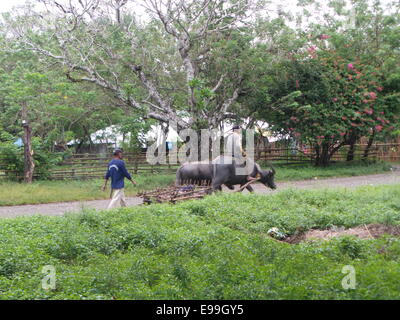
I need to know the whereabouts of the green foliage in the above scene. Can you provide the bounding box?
[252,0,400,165]
[119,117,154,153]
[0,184,399,299]
[0,0,398,170]
[0,136,63,180]
[30,138,65,179]
[0,130,23,178]
[0,50,138,153]
[263,47,399,140]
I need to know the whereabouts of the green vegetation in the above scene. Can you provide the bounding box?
[259,32,400,166]
[0,184,399,299]
[0,161,393,206]
[0,0,398,301]
[1,0,399,176]
[271,160,393,182]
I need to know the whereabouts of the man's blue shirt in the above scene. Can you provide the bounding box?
[105,159,132,189]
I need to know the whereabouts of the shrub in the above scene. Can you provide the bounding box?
[0,135,64,181]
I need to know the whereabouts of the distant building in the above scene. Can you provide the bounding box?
[67,124,182,154]
[14,138,23,147]
[67,121,280,154]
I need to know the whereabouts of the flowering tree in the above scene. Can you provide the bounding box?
[263,38,399,166]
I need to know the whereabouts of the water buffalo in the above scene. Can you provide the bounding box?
[211,156,277,192]
[176,156,276,192]
[175,161,235,190]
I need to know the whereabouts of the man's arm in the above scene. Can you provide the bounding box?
[102,178,108,192]
[120,161,137,185]
[102,167,111,191]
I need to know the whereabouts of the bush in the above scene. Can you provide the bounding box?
[0,134,64,180]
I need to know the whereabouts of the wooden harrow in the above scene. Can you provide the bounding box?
[138,180,213,205]
[138,177,262,205]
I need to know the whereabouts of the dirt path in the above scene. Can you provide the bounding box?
[251,167,400,193]
[1,169,399,218]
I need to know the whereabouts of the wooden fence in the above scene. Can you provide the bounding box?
[0,142,399,181]
[254,144,382,163]
[48,152,181,180]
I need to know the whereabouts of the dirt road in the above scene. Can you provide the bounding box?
[1,169,399,218]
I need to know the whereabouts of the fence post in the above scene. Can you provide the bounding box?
[134,156,138,174]
[167,156,171,171]
[286,148,289,164]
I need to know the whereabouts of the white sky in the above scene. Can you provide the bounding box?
[0,0,394,22]
[0,0,295,14]
[0,0,26,12]
[0,0,313,14]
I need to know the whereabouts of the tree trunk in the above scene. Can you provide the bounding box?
[346,135,357,161]
[363,130,376,160]
[76,139,84,153]
[315,143,330,167]
[21,104,35,183]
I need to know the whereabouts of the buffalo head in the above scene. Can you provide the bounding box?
[259,167,277,189]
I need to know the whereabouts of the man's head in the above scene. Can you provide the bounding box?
[113,149,123,159]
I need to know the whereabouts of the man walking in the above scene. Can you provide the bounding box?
[102,149,137,209]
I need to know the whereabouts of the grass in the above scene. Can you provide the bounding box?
[0,160,393,206]
[0,174,174,206]
[265,160,393,181]
[0,184,399,299]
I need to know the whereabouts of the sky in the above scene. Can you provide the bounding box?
[0,0,314,14]
[0,0,394,21]
[0,0,26,12]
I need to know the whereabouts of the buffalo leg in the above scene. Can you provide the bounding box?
[246,185,255,192]
[238,184,254,193]
[212,178,225,192]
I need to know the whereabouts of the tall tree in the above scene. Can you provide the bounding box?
[2,0,262,131]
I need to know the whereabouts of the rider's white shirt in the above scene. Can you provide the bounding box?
[224,132,242,157]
